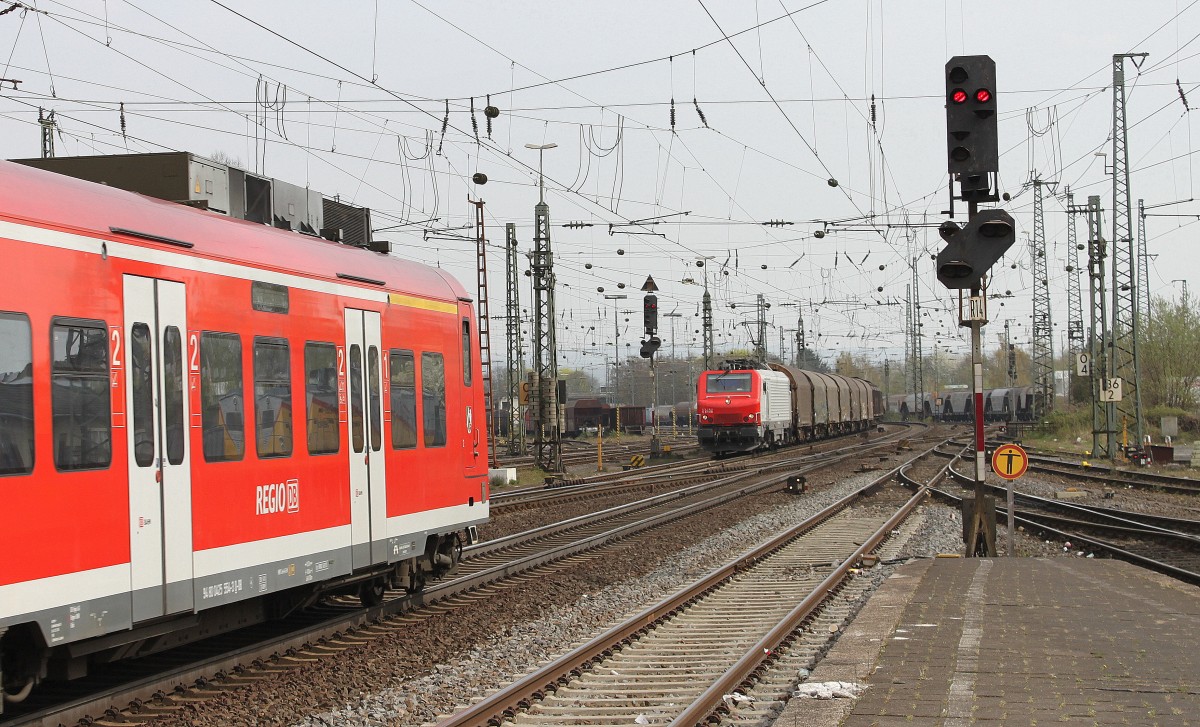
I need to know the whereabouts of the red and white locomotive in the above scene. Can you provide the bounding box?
[0,160,488,703]
[697,359,882,455]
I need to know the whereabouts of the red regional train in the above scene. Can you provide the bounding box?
[0,160,488,704]
[697,360,882,455]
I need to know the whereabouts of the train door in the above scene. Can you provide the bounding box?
[123,275,192,622]
[344,309,387,568]
[457,304,486,485]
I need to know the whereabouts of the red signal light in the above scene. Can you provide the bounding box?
[951,89,968,104]
[975,88,992,103]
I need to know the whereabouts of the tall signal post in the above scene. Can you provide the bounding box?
[526,142,561,473]
[504,223,525,456]
[936,56,1015,557]
[639,278,662,454]
[1111,53,1148,454]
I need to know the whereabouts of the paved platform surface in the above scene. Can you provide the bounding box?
[775,557,1200,726]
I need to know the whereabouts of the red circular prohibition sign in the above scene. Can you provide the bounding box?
[991,444,1029,480]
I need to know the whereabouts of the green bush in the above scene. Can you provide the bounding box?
[1037,408,1091,439]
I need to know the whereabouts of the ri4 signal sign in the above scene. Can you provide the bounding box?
[990,443,1028,480]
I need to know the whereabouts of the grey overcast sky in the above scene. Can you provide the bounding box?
[1,1,1197,379]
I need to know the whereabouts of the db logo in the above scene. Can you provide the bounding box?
[256,479,300,515]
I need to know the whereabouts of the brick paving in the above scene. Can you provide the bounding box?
[838,558,1200,726]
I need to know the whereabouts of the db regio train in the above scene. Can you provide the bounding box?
[0,158,488,707]
[696,360,883,456]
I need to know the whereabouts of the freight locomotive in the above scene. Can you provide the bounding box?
[0,160,488,705]
[696,360,882,455]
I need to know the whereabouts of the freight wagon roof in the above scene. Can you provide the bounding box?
[0,160,469,303]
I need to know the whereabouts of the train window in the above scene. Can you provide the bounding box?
[253,337,293,458]
[349,344,364,453]
[162,326,185,465]
[130,323,155,467]
[304,342,339,455]
[0,312,33,476]
[389,349,416,449]
[51,319,111,470]
[251,281,289,314]
[367,346,382,452]
[421,352,446,447]
[200,332,244,462]
[461,319,472,387]
[705,372,752,393]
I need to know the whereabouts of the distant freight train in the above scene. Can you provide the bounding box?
[888,387,1035,422]
[696,360,882,455]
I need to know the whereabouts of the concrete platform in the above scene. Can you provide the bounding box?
[775,557,1200,726]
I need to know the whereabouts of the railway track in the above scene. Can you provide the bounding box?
[433,449,939,726]
[2,426,932,727]
[494,437,700,471]
[962,439,1200,495]
[924,449,1200,584]
[493,424,912,513]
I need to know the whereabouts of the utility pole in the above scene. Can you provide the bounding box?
[1086,195,1116,460]
[470,199,497,467]
[1065,188,1085,403]
[1030,177,1054,420]
[526,142,561,473]
[504,223,525,456]
[1111,53,1148,454]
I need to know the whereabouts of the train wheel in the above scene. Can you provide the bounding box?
[358,578,387,607]
[406,569,427,594]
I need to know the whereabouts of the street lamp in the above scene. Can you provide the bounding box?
[524,142,557,204]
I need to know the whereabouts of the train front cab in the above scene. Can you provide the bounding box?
[697,369,763,454]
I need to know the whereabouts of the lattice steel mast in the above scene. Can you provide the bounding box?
[1111,53,1148,450]
[38,108,55,159]
[504,222,525,456]
[1030,177,1054,419]
[1137,199,1151,343]
[795,308,805,367]
[754,293,767,362]
[1005,319,1017,390]
[1087,195,1116,459]
[529,149,561,472]
[701,283,714,371]
[1065,189,1085,397]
